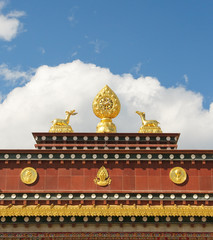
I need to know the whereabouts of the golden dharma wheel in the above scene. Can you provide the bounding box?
[93,85,121,119]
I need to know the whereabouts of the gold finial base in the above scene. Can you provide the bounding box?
[96,118,116,133]
[49,125,74,133]
[138,126,162,133]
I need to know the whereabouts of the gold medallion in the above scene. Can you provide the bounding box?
[94,166,111,187]
[169,167,187,184]
[20,167,38,185]
[93,85,121,133]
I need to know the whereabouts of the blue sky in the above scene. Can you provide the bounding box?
[0,0,213,149]
[1,1,213,105]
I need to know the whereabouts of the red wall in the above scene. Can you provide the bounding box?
[0,161,212,193]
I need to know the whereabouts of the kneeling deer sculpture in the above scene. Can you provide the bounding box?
[136,111,159,127]
[52,110,77,127]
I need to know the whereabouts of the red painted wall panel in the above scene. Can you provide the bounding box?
[0,161,212,193]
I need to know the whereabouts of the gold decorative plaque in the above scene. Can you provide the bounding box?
[49,110,77,133]
[20,167,37,185]
[94,166,111,187]
[136,111,162,133]
[169,167,187,184]
[93,85,120,133]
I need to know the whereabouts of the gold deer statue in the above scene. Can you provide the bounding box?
[136,111,162,133]
[49,110,77,133]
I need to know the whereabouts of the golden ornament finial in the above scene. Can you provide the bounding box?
[136,111,162,133]
[93,85,120,133]
[94,166,111,187]
[49,110,77,133]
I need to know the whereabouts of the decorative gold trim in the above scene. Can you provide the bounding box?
[94,166,111,187]
[20,167,37,185]
[169,167,187,184]
[0,204,212,217]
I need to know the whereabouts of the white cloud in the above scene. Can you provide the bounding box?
[6,10,25,18]
[38,47,45,54]
[183,74,189,83]
[0,64,34,84]
[90,39,105,54]
[67,6,78,25]
[0,60,213,149]
[0,1,25,41]
[71,51,78,58]
[2,44,16,51]
[0,0,5,11]
[132,62,142,75]
[68,15,74,22]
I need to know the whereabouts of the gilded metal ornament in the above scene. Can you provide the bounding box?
[94,166,111,187]
[0,204,212,217]
[136,111,162,133]
[93,85,120,133]
[20,167,37,185]
[49,110,77,133]
[169,167,187,184]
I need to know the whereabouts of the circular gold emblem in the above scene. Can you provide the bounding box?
[169,167,187,184]
[20,167,37,185]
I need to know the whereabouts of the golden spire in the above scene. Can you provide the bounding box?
[93,85,120,133]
